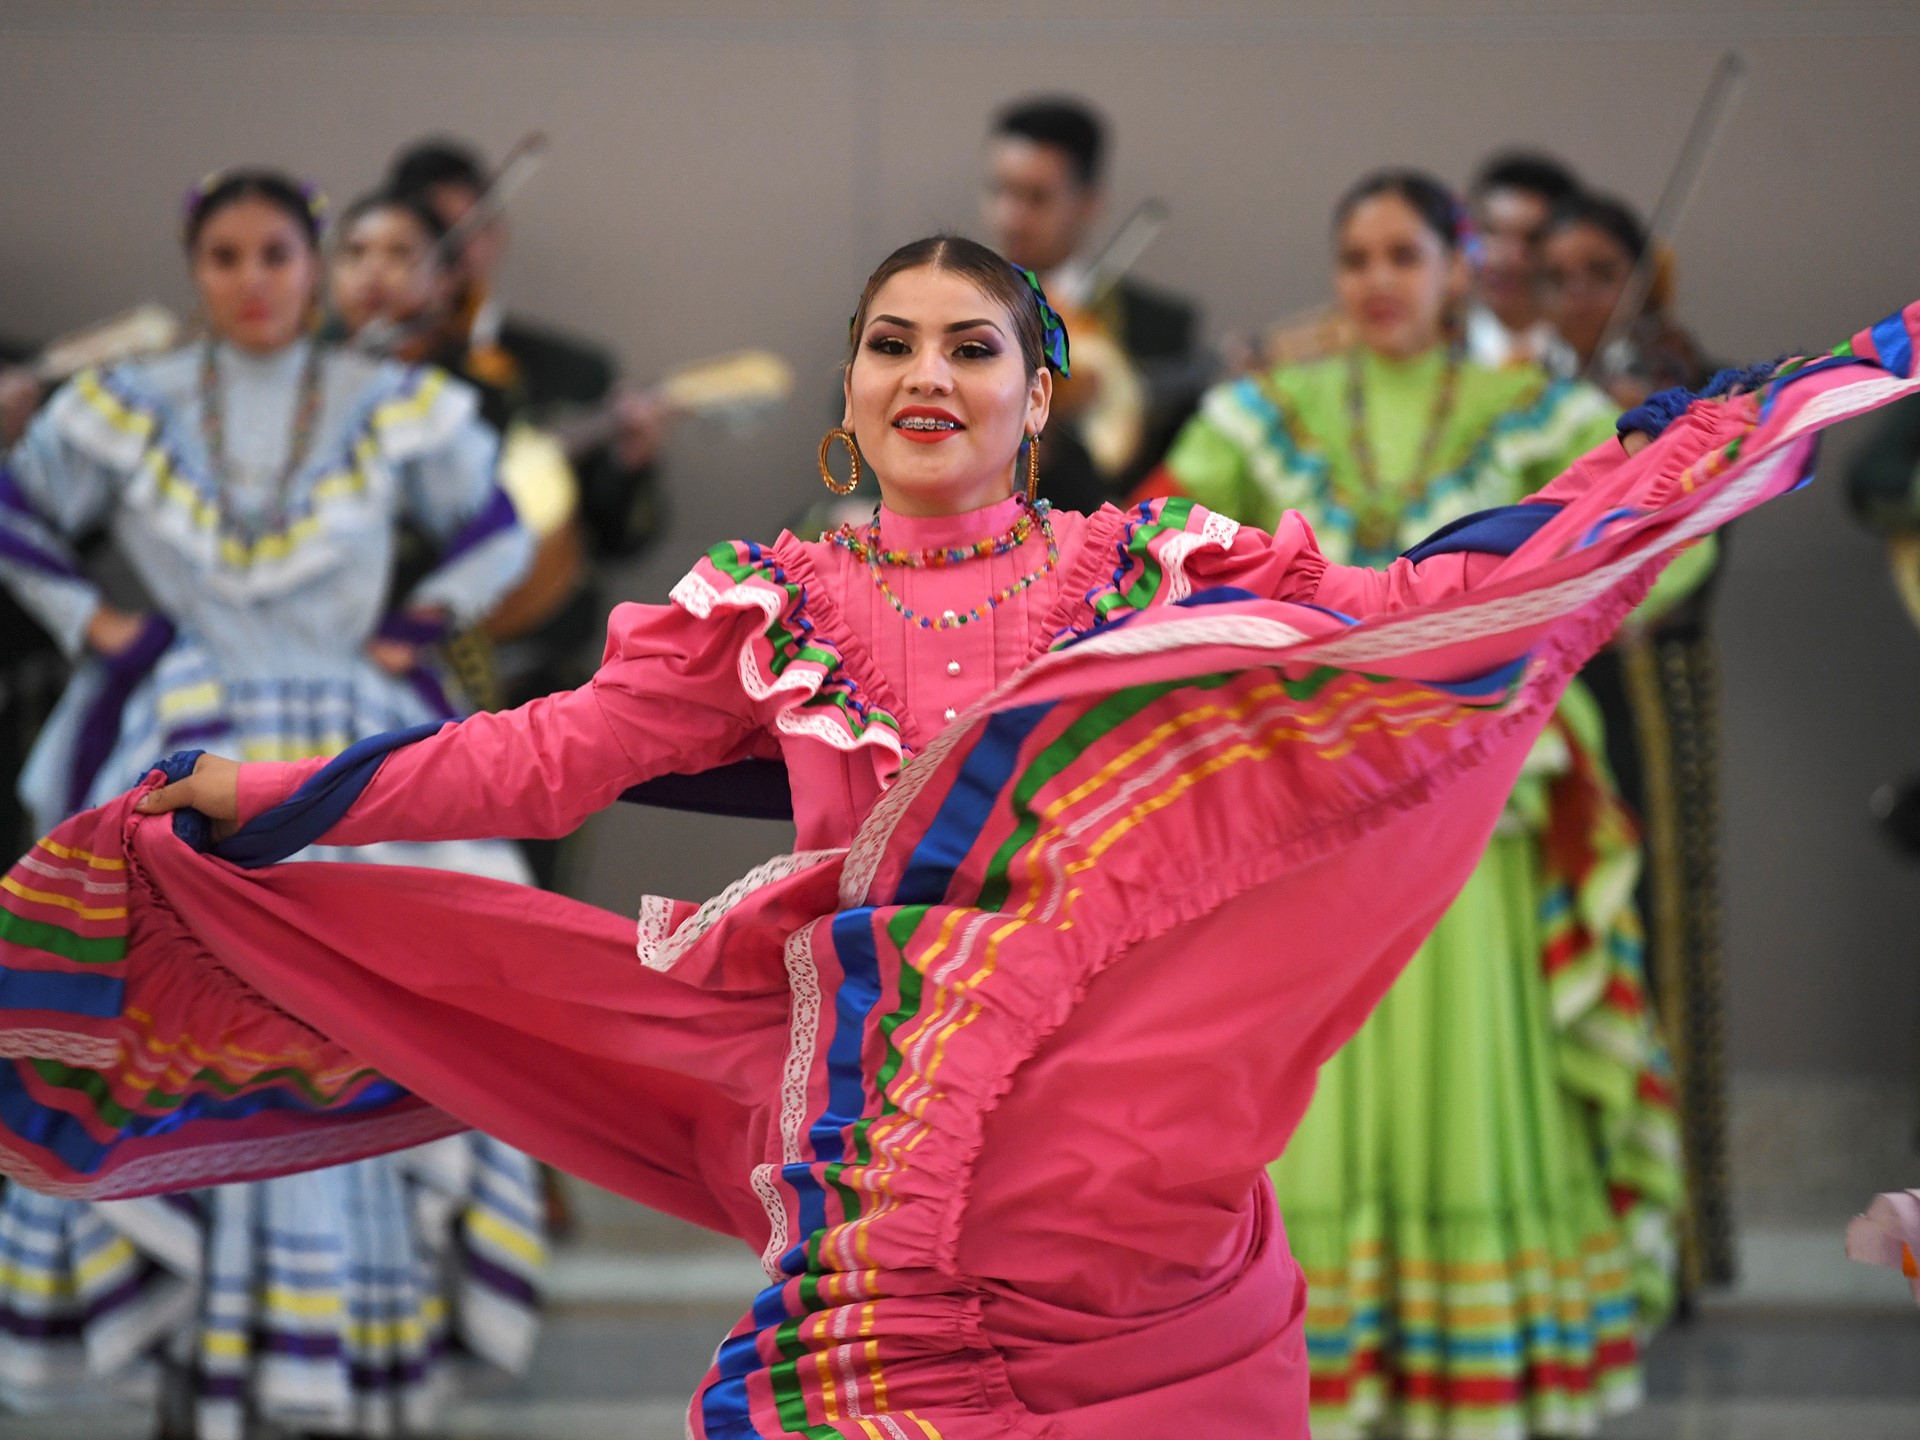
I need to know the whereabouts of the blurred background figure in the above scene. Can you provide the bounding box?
[1539,191,1715,406]
[326,187,463,356]
[1466,149,1583,368]
[1147,170,1673,1437]
[1538,186,1739,1295]
[387,137,671,889]
[1848,396,1920,859]
[0,169,544,1440]
[981,96,1204,510]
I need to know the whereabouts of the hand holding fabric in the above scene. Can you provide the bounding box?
[135,751,240,838]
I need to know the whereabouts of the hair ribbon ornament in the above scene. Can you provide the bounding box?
[1012,264,1072,376]
[181,170,331,235]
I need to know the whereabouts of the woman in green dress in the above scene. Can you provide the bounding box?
[1150,170,1681,1439]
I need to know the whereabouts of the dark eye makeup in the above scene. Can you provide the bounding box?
[863,333,1003,360]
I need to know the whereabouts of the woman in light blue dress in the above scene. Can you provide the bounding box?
[0,171,545,1438]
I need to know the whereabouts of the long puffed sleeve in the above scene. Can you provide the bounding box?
[236,596,767,844]
[1088,497,1500,627]
[0,373,129,658]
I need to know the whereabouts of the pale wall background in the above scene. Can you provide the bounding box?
[3,1,1918,1087]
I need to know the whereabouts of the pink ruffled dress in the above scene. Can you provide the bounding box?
[6,309,1918,1440]
[226,495,1518,1437]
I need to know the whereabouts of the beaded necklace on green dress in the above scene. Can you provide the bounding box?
[1340,344,1463,554]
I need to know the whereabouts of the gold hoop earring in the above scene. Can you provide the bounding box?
[818,427,861,496]
[1025,433,1041,503]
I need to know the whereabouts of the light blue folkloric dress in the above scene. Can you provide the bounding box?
[0,338,546,1438]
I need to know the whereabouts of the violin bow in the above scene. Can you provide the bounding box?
[1084,197,1172,310]
[1582,49,1750,386]
[354,131,551,357]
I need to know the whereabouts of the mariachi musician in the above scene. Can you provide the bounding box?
[377,140,669,885]
[981,97,1206,511]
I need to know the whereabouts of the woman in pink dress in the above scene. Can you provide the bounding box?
[3,237,1911,1439]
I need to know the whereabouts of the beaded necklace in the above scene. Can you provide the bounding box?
[832,499,1059,630]
[1342,344,1462,553]
[830,503,1037,568]
[198,338,325,548]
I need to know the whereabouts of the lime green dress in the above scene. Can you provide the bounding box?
[1162,349,1683,1440]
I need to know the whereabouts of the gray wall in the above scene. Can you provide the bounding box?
[4,0,1918,1079]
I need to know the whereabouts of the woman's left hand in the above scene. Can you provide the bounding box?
[133,752,240,838]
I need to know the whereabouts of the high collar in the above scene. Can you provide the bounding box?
[213,336,310,382]
[1356,344,1448,383]
[873,495,1026,550]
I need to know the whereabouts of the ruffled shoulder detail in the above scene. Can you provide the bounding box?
[349,357,480,462]
[1077,495,1325,630]
[41,355,179,475]
[1190,371,1329,497]
[1082,496,1244,624]
[669,537,907,776]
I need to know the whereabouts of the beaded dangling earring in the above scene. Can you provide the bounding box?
[1025,433,1041,504]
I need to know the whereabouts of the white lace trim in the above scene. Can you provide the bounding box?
[0,1105,459,1200]
[749,1162,790,1281]
[0,1031,121,1068]
[634,894,678,971]
[842,714,977,907]
[1154,509,1241,604]
[777,925,823,1169]
[1776,373,1920,445]
[639,849,843,974]
[744,922,828,1282]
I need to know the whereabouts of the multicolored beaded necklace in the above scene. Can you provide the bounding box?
[831,497,1059,631]
[198,338,325,547]
[830,502,1039,568]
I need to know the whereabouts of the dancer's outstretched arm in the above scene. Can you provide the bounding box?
[1309,427,1661,617]
[137,598,768,846]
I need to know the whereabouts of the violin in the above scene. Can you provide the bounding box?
[1046,198,1169,481]
[1581,51,1748,395]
